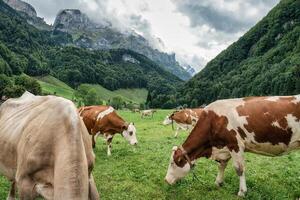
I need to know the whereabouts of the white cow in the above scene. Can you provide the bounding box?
[0,92,99,200]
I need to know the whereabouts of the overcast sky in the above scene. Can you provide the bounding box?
[24,0,279,72]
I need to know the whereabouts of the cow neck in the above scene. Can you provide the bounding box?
[181,111,212,161]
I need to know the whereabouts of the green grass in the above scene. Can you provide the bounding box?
[34,75,75,100]
[1,110,299,199]
[81,84,148,104]
[33,76,148,104]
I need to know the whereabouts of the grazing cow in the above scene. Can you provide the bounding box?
[131,108,140,113]
[79,105,138,156]
[163,109,204,137]
[141,109,156,118]
[0,92,99,200]
[165,95,300,197]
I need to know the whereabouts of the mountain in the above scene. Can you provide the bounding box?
[3,0,194,80]
[52,9,192,80]
[0,0,182,108]
[3,0,50,30]
[175,0,300,107]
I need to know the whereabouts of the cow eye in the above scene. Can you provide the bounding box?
[129,131,133,136]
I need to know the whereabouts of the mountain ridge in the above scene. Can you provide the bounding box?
[175,0,300,107]
[3,0,194,80]
[0,0,182,108]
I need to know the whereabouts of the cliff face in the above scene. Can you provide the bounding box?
[53,9,96,32]
[3,0,50,30]
[53,9,193,80]
[3,0,36,17]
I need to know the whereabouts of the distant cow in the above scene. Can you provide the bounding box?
[0,92,99,200]
[165,95,300,197]
[163,109,204,137]
[79,105,138,156]
[141,109,156,118]
[132,108,140,113]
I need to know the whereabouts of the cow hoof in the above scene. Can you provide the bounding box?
[215,181,223,187]
[237,191,246,198]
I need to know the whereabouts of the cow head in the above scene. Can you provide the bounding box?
[165,146,193,184]
[163,115,172,125]
[122,122,138,145]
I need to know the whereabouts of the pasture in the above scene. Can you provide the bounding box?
[1,110,300,199]
[34,75,148,104]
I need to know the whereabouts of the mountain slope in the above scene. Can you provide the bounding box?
[176,0,300,107]
[0,0,182,107]
[52,9,192,80]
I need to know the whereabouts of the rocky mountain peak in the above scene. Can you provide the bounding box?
[3,0,36,18]
[53,9,96,32]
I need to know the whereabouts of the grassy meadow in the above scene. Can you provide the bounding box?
[1,110,300,199]
[34,75,148,104]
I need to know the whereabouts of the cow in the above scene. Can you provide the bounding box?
[131,108,140,113]
[0,92,99,200]
[163,109,204,137]
[165,95,300,197]
[141,109,156,118]
[78,105,138,156]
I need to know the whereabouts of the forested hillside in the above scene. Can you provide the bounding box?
[176,0,300,107]
[0,0,182,108]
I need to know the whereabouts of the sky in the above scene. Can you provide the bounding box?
[24,0,279,72]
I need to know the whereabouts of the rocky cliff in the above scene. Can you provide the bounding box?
[3,0,50,30]
[53,9,193,80]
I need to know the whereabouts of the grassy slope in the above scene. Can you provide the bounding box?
[1,110,299,199]
[34,76,148,104]
[80,84,148,104]
[35,75,75,100]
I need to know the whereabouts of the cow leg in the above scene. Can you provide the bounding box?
[174,126,180,138]
[106,135,113,156]
[35,183,54,200]
[92,134,96,148]
[215,160,229,187]
[7,181,16,200]
[231,151,247,197]
[17,177,38,200]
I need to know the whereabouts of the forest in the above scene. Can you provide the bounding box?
[174,0,300,107]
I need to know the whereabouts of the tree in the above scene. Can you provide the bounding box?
[15,75,41,95]
[0,74,12,96]
[84,89,102,106]
[109,96,124,110]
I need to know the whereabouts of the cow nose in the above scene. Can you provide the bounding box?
[164,178,170,184]
[133,142,137,146]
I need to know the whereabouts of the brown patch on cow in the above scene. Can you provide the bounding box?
[237,127,247,140]
[237,96,300,145]
[170,108,204,125]
[175,110,239,167]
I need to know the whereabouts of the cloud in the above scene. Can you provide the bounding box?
[172,0,279,33]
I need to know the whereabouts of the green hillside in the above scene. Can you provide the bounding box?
[176,0,300,107]
[34,75,148,104]
[35,75,75,100]
[79,84,147,104]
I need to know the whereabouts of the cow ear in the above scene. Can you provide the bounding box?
[172,146,178,151]
[131,122,135,125]
[122,125,127,130]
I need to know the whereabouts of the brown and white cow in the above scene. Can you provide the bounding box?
[165,95,300,197]
[163,109,204,137]
[0,92,99,200]
[79,105,138,156]
[141,109,156,118]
